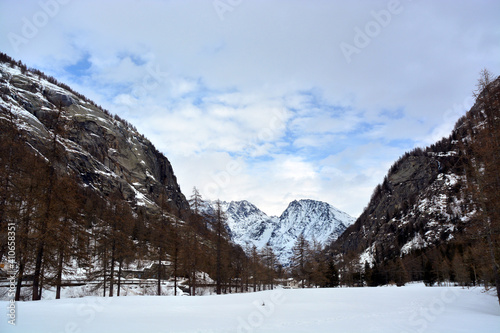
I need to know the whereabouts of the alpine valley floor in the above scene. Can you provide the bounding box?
[1,283,498,333]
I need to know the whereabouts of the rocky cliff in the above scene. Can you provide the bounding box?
[0,58,189,216]
[329,75,500,278]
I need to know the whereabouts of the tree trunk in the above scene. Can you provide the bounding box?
[38,264,45,300]
[117,260,122,297]
[173,244,178,296]
[157,249,162,296]
[103,250,107,298]
[32,243,44,300]
[55,244,64,299]
[15,262,24,302]
[109,241,116,297]
[485,219,500,306]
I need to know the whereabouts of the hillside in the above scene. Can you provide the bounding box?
[0,57,189,216]
[0,54,267,300]
[329,73,500,292]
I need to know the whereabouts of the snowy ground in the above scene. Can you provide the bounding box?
[1,283,498,333]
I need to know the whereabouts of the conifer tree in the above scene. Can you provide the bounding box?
[212,200,228,295]
[291,234,310,288]
[463,69,500,305]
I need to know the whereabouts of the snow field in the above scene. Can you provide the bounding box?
[1,283,498,333]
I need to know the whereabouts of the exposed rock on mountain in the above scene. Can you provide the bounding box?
[203,199,355,265]
[0,60,189,215]
[329,74,500,288]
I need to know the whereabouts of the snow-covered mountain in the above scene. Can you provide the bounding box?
[221,200,279,249]
[202,199,355,265]
[0,59,189,215]
[330,75,500,280]
[270,199,355,263]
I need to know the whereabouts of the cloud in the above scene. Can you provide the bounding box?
[1,0,499,216]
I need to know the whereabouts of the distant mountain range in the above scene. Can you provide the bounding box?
[202,199,355,265]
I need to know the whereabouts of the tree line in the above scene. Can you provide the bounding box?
[322,70,500,305]
[0,102,283,300]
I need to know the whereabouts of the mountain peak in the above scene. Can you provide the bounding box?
[204,198,355,265]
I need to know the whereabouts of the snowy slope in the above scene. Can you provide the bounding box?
[222,200,279,249]
[270,199,355,263]
[2,284,498,333]
[203,199,355,265]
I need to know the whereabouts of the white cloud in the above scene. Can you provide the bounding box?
[1,0,499,217]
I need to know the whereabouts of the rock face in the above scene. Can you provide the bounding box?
[0,61,189,215]
[330,76,500,267]
[331,146,466,265]
[203,199,355,265]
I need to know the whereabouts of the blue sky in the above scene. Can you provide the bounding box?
[1,0,499,216]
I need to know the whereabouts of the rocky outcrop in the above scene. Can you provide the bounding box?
[330,77,500,266]
[0,61,189,216]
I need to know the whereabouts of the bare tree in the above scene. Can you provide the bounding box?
[212,200,228,295]
[463,69,500,305]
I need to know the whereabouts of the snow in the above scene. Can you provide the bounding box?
[205,199,355,265]
[1,284,498,333]
[146,170,157,181]
[359,244,376,267]
[129,183,155,207]
[401,233,428,255]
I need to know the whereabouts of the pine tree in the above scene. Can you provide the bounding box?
[261,242,277,289]
[325,258,340,288]
[32,103,66,300]
[423,260,437,286]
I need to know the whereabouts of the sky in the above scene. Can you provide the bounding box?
[1,0,499,217]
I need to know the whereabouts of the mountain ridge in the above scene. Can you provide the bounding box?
[0,58,190,216]
[202,198,355,265]
[327,74,500,289]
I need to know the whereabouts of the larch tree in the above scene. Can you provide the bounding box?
[291,234,310,288]
[32,102,67,300]
[212,200,228,295]
[463,69,500,305]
